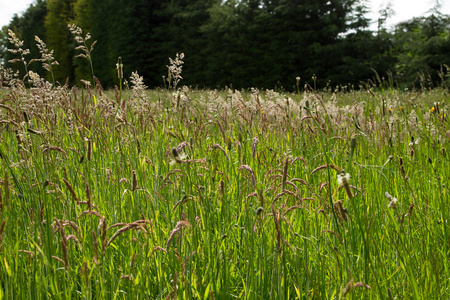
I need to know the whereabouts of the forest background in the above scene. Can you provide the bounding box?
[0,0,449,91]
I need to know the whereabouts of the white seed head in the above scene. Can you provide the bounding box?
[337,172,350,186]
[388,197,398,209]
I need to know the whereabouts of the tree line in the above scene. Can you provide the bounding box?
[1,0,449,90]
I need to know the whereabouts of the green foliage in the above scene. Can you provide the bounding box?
[45,0,77,84]
[393,14,450,88]
[1,0,450,89]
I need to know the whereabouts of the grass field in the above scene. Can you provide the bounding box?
[1,30,450,298]
[0,71,449,299]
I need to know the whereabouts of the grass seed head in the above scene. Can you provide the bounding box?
[131,170,137,191]
[337,171,353,199]
[333,200,348,223]
[116,57,123,79]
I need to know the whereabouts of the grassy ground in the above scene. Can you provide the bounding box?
[0,78,448,299]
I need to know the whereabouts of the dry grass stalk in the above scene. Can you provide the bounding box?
[54,219,69,270]
[310,164,342,175]
[62,178,80,204]
[120,274,134,284]
[341,278,371,297]
[282,157,289,191]
[258,188,265,207]
[333,200,348,223]
[42,146,67,156]
[211,144,229,161]
[408,203,414,215]
[166,220,191,249]
[173,196,194,211]
[81,261,89,287]
[0,218,7,243]
[152,246,168,255]
[52,256,65,265]
[245,192,258,203]
[256,207,264,216]
[107,223,127,230]
[285,181,301,199]
[318,182,329,194]
[267,174,282,183]
[66,234,82,249]
[106,223,139,248]
[252,137,258,159]
[172,272,178,299]
[0,104,20,118]
[78,210,102,219]
[291,156,307,167]
[216,120,226,144]
[61,220,81,240]
[235,140,242,162]
[39,202,44,222]
[87,139,92,161]
[92,231,99,263]
[106,167,111,184]
[126,238,138,245]
[265,168,283,177]
[399,157,406,176]
[239,165,256,189]
[162,169,182,183]
[284,205,302,214]
[0,120,20,128]
[321,229,343,244]
[18,250,35,258]
[272,191,289,205]
[283,238,295,253]
[131,170,138,191]
[218,179,225,197]
[3,172,9,206]
[271,206,282,253]
[85,181,91,210]
[101,218,107,254]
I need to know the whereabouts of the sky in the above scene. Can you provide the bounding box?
[0,0,449,30]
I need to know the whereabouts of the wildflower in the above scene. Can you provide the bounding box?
[385,192,398,209]
[337,171,353,199]
[388,198,397,209]
[170,147,187,165]
[337,172,351,186]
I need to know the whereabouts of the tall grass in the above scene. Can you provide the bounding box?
[0,30,449,299]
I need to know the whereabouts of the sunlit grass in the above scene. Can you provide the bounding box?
[0,75,448,299]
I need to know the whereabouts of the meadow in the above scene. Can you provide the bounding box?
[0,31,450,299]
